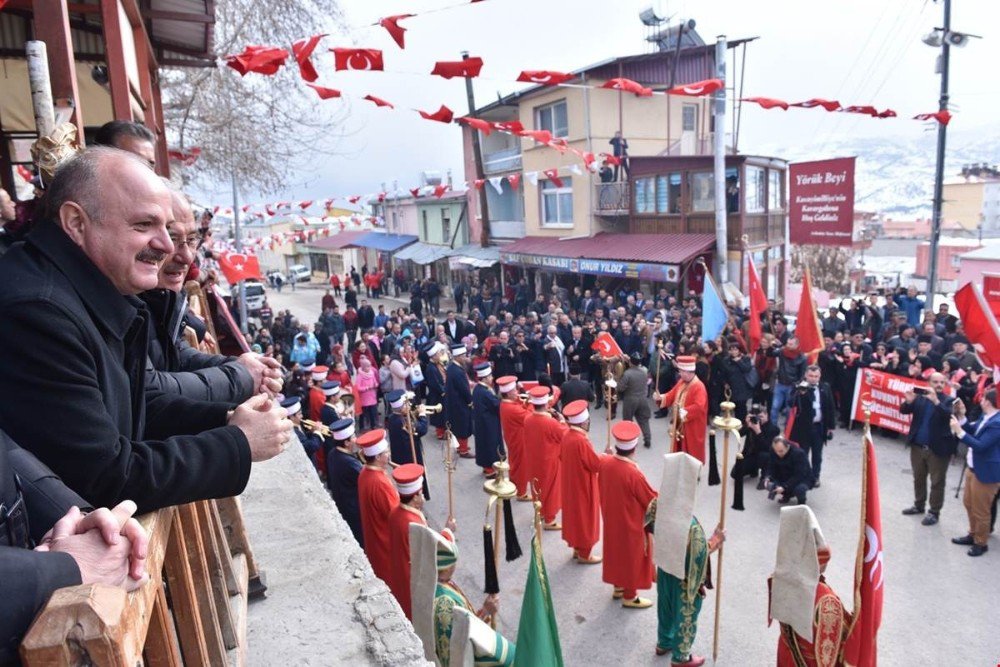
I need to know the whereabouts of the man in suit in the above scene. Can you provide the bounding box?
[788,365,836,489]
[900,372,959,526]
[445,344,475,458]
[950,388,1000,557]
[443,310,466,343]
[560,367,596,409]
[565,325,593,382]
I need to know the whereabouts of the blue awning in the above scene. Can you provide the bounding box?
[352,231,418,252]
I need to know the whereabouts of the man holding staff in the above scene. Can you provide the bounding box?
[654,356,709,464]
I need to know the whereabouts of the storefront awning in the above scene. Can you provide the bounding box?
[394,242,452,265]
[446,244,501,268]
[353,232,418,252]
[499,233,714,282]
[307,230,370,250]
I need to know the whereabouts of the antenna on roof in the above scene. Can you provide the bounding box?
[639,6,672,52]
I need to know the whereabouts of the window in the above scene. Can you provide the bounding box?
[635,177,655,214]
[535,100,568,138]
[746,166,766,213]
[768,169,784,211]
[690,172,714,212]
[541,177,573,226]
[421,210,429,240]
[682,104,697,132]
[441,208,451,243]
[656,173,682,214]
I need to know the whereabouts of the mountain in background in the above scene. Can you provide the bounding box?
[754,123,1000,218]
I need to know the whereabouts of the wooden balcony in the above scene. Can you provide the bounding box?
[593,182,631,216]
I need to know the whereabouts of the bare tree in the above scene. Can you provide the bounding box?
[162,0,350,194]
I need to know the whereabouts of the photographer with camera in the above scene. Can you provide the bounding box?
[787,365,836,489]
[900,372,961,526]
[738,404,781,487]
[763,435,812,505]
[767,335,808,425]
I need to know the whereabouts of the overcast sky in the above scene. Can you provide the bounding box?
[199,0,1000,204]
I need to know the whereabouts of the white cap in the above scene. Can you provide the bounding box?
[389,394,406,409]
[311,371,326,381]
[332,422,355,440]
[616,436,638,451]
[475,364,492,379]
[567,408,590,424]
[396,476,423,495]
[530,394,550,406]
[284,401,301,416]
[427,341,445,357]
[450,344,467,356]
[498,380,517,394]
[323,385,341,397]
[361,437,389,457]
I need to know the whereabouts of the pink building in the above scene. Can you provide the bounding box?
[955,245,1000,288]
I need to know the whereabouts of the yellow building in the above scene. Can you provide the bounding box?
[943,178,1000,235]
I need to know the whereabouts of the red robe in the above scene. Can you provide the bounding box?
[659,376,709,464]
[309,386,326,422]
[559,426,602,554]
[358,465,399,583]
[598,454,656,592]
[523,411,568,522]
[499,399,532,496]
[777,580,850,667]
[386,504,426,619]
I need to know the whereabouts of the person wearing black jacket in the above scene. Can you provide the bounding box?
[767,336,808,424]
[488,331,517,378]
[788,365,837,488]
[738,406,781,483]
[0,149,291,514]
[764,435,812,505]
[899,372,960,526]
[720,342,754,421]
[357,299,376,330]
[512,329,539,381]
[443,311,467,343]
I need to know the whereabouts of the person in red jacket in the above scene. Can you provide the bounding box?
[523,386,568,529]
[497,376,531,500]
[357,429,399,583]
[308,364,329,422]
[654,355,708,464]
[385,463,428,619]
[330,272,341,296]
[560,400,602,563]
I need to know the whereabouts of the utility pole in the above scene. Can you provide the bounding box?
[925,0,951,312]
[228,124,248,333]
[713,35,728,284]
[461,50,491,248]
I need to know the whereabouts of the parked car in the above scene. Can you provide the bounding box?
[288,264,312,284]
[243,281,266,312]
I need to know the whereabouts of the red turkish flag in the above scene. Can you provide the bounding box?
[348,195,362,204]
[431,57,483,79]
[741,96,788,110]
[520,129,553,144]
[331,48,384,71]
[418,105,454,124]
[492,120,524,134]
[433,184,449,198]
[224,45,288,76]
[543,169,564,188]
[265,205,276,217]
[667,78,723,97]
[409,187,421,197]
[790,98,841,111]
[507,173,520,190]
[292,34,325,82]
[795,267,825,363]
[363,94,394,109]
[379,14,414,48]
[306,84,341,100]
[601,77,653,97]
[841,105,878,116]
[218,252,263,284]
[842,428,884,667]
[954,283,1000,369]
[747,253,768,354]
[299,201,313,210]
[590,331,623,358]
[473,179,486,190]
[241,205,251,213]
[516,70,574,86]
[913,110,952,125]
[600,153,620,167]
[377,192,387,203]
[457,117,493,134]
[876,109,897,119]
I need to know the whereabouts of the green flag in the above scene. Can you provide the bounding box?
[513,534,563,667]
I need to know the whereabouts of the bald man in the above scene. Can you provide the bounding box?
[0,147,292,513]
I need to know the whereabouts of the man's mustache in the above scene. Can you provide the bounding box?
[136,248,168,263]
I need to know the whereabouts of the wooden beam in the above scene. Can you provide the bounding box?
[31,0,85,139]
[99,0,133,120]
[142,9,214,23]
[6,0,100,14]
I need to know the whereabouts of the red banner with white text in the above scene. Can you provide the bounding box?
[789,157,856,246]
[850,368,930,435]
[982,273,1000,320]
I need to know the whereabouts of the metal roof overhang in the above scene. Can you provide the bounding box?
[353,232,418,252]
[394,242,451,265]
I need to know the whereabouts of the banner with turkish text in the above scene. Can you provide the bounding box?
[980,273,1000,320]
[789,157,856,246]
[850,368,930,435]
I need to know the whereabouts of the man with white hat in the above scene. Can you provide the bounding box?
[653,452,726,665]
[281,397,321,467]
[308,364,329,421]
[472,362,503,478]
[422,340,450,440]
[524,385,569,530]
[654,355,708,464]
[497,375,532,500]
[769,505,849,667]
[445,343,475,458]
[357,429,400,583]
[325,417,363,547]
[386,389,431,499]
[319,380,349,426]
[599,420,658,609]
[409,524,512,667]
[386,463,432,620]
[560,399,603,564]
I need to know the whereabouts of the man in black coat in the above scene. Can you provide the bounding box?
[357,298,376,330]
[764,435,812,505]
[0,148,292,514]
[899,372,960,526]
[444,344,475,458]
[559,368,595,409]
[1,430,148,663]
[788,365,836,488]
[720,342,754,421]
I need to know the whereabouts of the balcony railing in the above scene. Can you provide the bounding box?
[593,182,631,216]
[483,147,522,175]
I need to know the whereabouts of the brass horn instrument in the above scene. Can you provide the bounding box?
[301,419,331,438]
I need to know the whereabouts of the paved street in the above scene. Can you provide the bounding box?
[266,284,1000,666]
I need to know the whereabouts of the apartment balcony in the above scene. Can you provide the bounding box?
[483,147,522,175]
[593,182,631,216]
[490,219,526,239]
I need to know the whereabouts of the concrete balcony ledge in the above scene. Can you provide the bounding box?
[484,148,522,174]
[241,447,431,666]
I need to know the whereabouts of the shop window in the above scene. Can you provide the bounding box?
[656,173,681,214]
[534,100,568,138]
[541,177,573,226]
[690,172,714,212]
[769,169,784,211]
[746,166,766,213]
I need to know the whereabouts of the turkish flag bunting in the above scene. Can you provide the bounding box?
[265,205,276,216]
[516,70,575,86]
[363,94,394,109]
[954,283,1000,368]
[492,120,524,134]
[842,429,884,667]
[543,169,564,187]
[306,83,342,100]
[241,205,250,213]
[292,34,325,82]
[431,57,483,79]
[520,129,553,144]
[433,184,449,198]
[591,331,624,358]
[747,254,768,354]
[913,110,952,125]
[507,173,521,190]
[473,179,486,190]
[841,105,879,116]
[876,109,897,118]
[601,77,653,97]
[379,14,414,48]
[377,192,387,202]
[795,267,825,363]
[600,153,621,167]
[418,105,454,124]
[667,78,724,97]
[409,187,421,197]
[741,96,788,110]
[457,117,492,134]
[790,98,841,111]
[224,45,288,76]
[348,195,362,204]
[218,252,263,284]
[331,48,384,71]
[299,201,313,210]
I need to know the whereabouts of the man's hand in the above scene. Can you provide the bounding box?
[445,517,457,533]
[652,392,661,404]
[926,389,940,405]
[679,407,688,422]
[36,502,149,582]
[708,524,726,552]
[954,400,967,418]
[949,416,964,437]
[228,393,294,461]
[237,353,284,395]
[481,593,500,616]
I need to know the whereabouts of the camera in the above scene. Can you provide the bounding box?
[748,416,759,425]
[767,487,778,501]
[913,387,929,395]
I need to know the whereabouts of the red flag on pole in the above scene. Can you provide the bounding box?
[217,252,263,284]
[954,282,1000,369]
[747,254,768,354]
[842,427,884,667]
[795,267,824,363]
[590,331,623,359]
